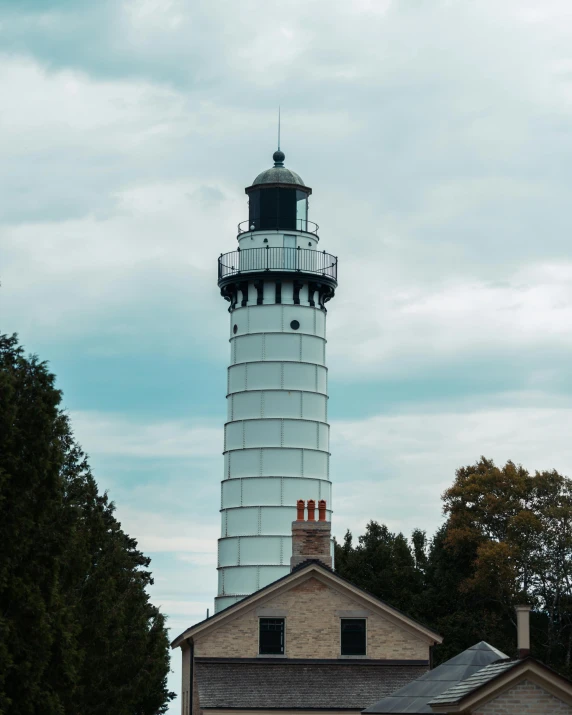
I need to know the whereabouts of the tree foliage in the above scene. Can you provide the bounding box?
[335,523,425,620]
[443,457,572,668]
[335,456,572,675]
[0,334,175,715]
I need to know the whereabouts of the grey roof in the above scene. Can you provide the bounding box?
[364,642,509,714]
[252,150,306,187]
[195,659,428,710]
[429,660,517,706]
[252,165,305,186]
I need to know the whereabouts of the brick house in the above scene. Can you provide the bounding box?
[171,500,442,715]
[429,657,572,714]
[365,606,572,714]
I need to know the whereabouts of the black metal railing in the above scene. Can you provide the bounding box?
[237,218,319,235]
[218,247,338,284]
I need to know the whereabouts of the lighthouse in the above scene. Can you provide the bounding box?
[215,149,338,612]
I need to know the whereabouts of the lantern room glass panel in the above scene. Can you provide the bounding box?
[248,187,298,231]
[296,190,308,231]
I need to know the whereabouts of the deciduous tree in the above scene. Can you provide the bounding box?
[335,457,572,675]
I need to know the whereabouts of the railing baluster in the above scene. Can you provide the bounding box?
[218,247,337,283]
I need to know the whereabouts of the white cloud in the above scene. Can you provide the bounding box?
[328,261,572,378]
[331,400,572,539]
[177,553,219,566]
[158,599,212,616]
[70,411,222,458]
[117,507,218,554]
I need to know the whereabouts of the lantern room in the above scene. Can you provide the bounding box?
[245,150,312,233]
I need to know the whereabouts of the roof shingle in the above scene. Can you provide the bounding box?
[364,642,509,713]
[428,660,517,706]
[195,659,428,710]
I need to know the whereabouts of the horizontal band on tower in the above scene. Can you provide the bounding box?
[230,303,326,338]
[224,445,331,456]
[228,360,328,367]
[224,416,330,426]
[228,362,327,395]
[221,505,333,539]
[229,330,327,340]
[218,544,334,569]
[224,418,329,453]
[222,476,332,484]
[227,390,328,421]
[221,505,333,537]
[221,505,333,515]
[224,446,330,476]
[221,477,332,510]
[231,333,326,366]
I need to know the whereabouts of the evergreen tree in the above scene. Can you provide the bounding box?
[0,334,175,714]
[421,522,516,664]
[334,521,425,618]
[0,333,76,714]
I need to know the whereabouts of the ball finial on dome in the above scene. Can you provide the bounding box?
[273,150,285,167]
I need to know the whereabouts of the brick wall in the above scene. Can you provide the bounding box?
[290,520,332,569]
[194,575,428,660]
[473,678,572,714]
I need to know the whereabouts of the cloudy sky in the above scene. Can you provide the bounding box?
[2,0,572,708]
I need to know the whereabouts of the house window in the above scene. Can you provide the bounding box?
[259,618,284,655]
[341,618,366,655]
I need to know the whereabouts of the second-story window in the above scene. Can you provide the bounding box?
[340,618,366,655]
[259,618,285,655]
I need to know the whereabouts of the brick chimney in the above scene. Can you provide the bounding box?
[290,500,332,570]
[516,604,531,658]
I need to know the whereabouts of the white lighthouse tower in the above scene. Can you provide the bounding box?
[215,148,338,612]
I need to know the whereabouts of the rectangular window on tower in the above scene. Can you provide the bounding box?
[340,618,366,656]
[259,618,285,655]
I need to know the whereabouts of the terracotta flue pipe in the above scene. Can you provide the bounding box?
[296,499,305,521]
[318,500,327,521]
[307,499,316,521]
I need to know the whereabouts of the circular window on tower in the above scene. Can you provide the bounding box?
[290,320,300,330]
[233,324,238,334]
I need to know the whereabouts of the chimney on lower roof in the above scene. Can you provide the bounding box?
[516,604,531,658]
[290,500,332,571]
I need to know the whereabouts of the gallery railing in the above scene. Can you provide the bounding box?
[237,219,319,235]
[218,247,338,284]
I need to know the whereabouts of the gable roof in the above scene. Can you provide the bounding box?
[196,658,428,710]
[364,641,509,713]
[428,656,572,712]
[171,560,442,649]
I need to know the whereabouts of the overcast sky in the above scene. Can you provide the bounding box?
[2,0,572,709]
